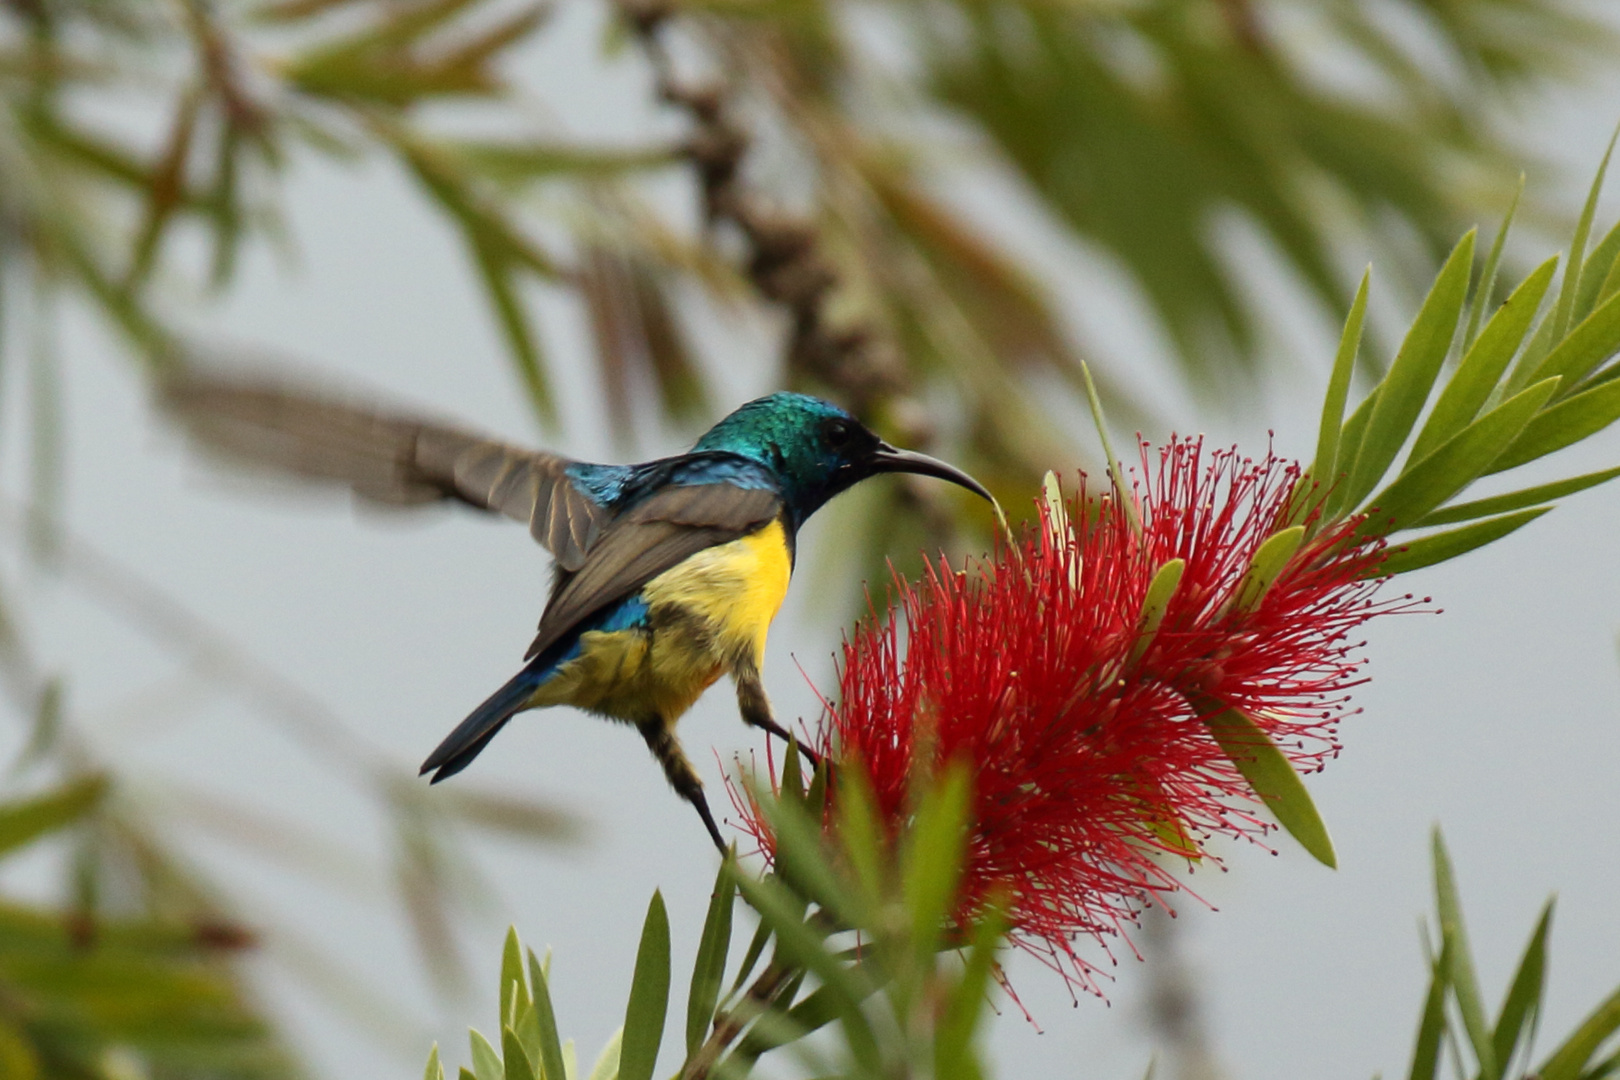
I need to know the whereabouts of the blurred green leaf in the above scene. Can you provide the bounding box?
[503,1026,538,1080]
[471,1029,504,1080]
[1537,985,1620,1080]
[0,774,107,859]
[527,948,568,1080]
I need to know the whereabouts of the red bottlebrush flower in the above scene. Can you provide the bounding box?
[733,437,1418,990]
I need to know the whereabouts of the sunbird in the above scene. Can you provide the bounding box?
[168,374,992,851]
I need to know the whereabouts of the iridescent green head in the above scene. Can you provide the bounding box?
[695,392,991,525]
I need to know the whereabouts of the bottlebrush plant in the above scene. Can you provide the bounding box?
[430,162,1620,1080]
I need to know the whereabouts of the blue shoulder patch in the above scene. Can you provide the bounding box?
[565,462,635,505]
[667,453,781,491]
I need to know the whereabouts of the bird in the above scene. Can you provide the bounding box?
[165,371,993,852]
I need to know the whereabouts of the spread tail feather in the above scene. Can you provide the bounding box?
[420,661,548,783]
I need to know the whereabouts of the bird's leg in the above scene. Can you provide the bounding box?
[638,718,726,854]
[735,666,820,769]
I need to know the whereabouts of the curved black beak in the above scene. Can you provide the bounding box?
[870,442,994,503]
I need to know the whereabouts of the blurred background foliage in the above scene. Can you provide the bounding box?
[1,0,1617,1075]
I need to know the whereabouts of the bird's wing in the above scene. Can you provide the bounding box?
[526,482,783,659]
[163,371,610,570]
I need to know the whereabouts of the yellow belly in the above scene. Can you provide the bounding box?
[530,518,793,723]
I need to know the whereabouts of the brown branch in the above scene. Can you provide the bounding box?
[619,1,919,434]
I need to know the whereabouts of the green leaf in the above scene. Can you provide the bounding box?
[903,763,972,964]
[587,1028,623,1080]
[1528,289,1620,394]
[1538,984,1620,1080]
[1199,701,1335,867]
[1327,389,1381,520]
[1407,931,1453,1080]
[1231,527,1306,611]
[727,915,773,998]
[527,950,569,1080]
[501,927,527,1028]
[686,862,736,1058]
[471,1030,504,1080]
[1552,124,1619,343]
[1363,378,1559,536]
[1343,231,1476,509]
[1410,256,1558,463]
[1492,899,1553,1074]
[1489,376,1620,474]
[1412,466,1620,528]
[426,1044,446,1080]
[936,904,1009,1080]
[1576,220,1620,323]
[732,873,879,1069]
[0,774,108,859]
[1311,270,1370,487]
[503,1027,538,1080]
[1463,176,1523,353]
[619,891,671,1080]
[1082,361,1140,535]
[761,788,863,929]
[1375,507,1552,576]
[1130,558,1185,665]
[1432,830,1497,1080]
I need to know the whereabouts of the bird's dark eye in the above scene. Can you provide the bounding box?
[824,418,858,450]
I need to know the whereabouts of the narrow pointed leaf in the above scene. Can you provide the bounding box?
[1232,527,1306,611]
[1344,232,1475,509]
[1327,389,1381,519]
[1200,701,1335,867]
[686,862,737,1057]
[426,1044,446,1080]
[1432,830,1497,1080]
[1362,378,1559,536]
[527,950,569,1080]
[587,1028,623,1080]
[937,905,1009,1080]
[903,764,972,964]
[1411,256,1558,463]
[1527,289,1620,393]
[1492,900,1553,1072]
[1552,125,1619,342]
[619,891,671,1080]
[1407,932,1454,1080]
[1129,558,1185,664]
[0,774,108,858]
[1463,177,1523,352]
[503,1027,538,1080]
[471,1030,504,1080]
[1488,376,1620,474]
[732,873,879,1068]
[1313,270,1370,485]
[1413,466,1620,528]
[501,927,526,1027]
[1537,985,1620,1080]
[1377,508,1552,576]
[1576,220,1620,322]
